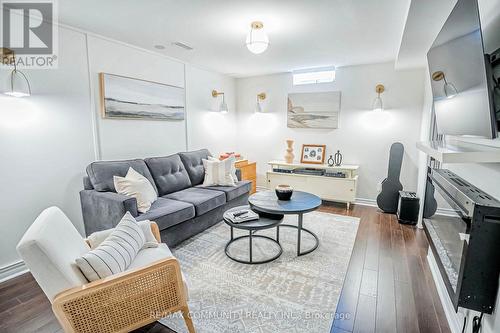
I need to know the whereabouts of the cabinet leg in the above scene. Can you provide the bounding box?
[347,202,350,210]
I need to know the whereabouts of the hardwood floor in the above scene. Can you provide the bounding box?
[0,204,449,333]
[322,203,450,333]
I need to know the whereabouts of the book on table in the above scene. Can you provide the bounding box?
[226,209,259,223]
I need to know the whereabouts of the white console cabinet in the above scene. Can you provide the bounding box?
[266,161,359,209]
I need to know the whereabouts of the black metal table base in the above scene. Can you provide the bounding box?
[277,224,319,256]
[225,230,283,264]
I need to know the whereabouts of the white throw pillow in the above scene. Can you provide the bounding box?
[87,220,159,249]
[209,156,238,183]
[76,212,145,282]
[202,156,236,186]
[114,167,157,213]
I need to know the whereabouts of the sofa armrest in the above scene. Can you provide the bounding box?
[80,190,138,236]
[52,258,191,333]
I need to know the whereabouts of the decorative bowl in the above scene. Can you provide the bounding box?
[275,185,293,201]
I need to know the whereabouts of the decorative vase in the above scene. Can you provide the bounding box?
[275,184,293,200]
[327,155,334,167]
[284,139,294,163]
[334,150,343,166]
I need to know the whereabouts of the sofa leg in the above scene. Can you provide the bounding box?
[181,306,195,333]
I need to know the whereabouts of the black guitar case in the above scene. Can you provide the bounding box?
[377,142,404,213]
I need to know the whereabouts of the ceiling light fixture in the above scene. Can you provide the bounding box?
[255,92,266,113]
[212,90,228,113]
[246,21,269,54]
[432,71,458,99]
[372,84,385,112]
[1,48,31,98]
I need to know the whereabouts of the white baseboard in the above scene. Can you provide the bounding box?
[0,260,28,284]
[427,251,463,333]
[354,198,377,207]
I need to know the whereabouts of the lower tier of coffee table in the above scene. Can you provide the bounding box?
[225,229,283,264]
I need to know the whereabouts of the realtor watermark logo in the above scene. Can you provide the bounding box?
[1,0,58,68]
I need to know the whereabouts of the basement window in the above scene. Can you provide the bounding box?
[292,66,336,85]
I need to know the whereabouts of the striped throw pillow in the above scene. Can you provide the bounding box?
[76,212,145,282]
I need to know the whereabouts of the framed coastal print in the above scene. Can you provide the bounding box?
[287,91,341,129]
[300,144,326,164]
[99,73,185,120]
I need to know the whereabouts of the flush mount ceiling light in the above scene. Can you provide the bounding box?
[1,48,31,98]
[246,21,269,54]
[255,92,266,113]
[212,90,228,113]
[372,84,385,112]
[432,71,458,99]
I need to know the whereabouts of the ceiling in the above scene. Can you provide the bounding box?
[58,0,412,77]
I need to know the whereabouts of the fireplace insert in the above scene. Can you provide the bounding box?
[423,168,500,313]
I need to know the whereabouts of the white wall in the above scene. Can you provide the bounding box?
[87,36,188,160]
[185,66,238,154]
[0,24,237,276]
[236,62,425,201]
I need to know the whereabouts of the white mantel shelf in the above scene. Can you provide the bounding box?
[416,140,500,164]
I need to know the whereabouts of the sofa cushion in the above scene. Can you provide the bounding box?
[198,180,251,201]
[164,187,226,216]
[136,197,195,230]
[86,159,157,193]
[178,149,211,186]
[144,154,192,196]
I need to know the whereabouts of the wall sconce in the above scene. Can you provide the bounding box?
[432,71,458,99]
[212,89,228,113]
[255,92,266,113]
[372,84,385,111]
[1,48,32,97]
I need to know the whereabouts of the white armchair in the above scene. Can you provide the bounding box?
[16,206,194,333]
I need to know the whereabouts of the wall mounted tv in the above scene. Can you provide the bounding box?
[427,0,500,139]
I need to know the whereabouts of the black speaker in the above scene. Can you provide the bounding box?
[397,191,420,225]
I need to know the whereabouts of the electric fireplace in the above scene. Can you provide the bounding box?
[423,168,500,313]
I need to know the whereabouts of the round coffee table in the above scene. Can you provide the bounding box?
[249,190,322,256]
[223,205,284,264]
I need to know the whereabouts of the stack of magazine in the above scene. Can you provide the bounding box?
[226,209,259,224]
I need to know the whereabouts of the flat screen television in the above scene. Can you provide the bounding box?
[427,0,500,139]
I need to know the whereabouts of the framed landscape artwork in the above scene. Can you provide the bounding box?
[287,91,341,129]
[300,144,326,164]
[99,73,185,120]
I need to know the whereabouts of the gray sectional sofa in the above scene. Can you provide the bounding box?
[80,149,251,246]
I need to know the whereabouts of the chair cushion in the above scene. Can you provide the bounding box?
[76,212,145,282]
[164,187,226,216]
[127,244,189,299]
[198,180,251,201]
[87,159,157,193]
[178,149,211,186]
[144,154,192,196]
[136,197,195,230]
[127,243,173,271]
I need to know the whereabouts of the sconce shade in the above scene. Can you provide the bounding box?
[443,82,458,99]
[246,21,269,54]
[220,96,228,113]
[372,96,383,112]
[4,69,31,97]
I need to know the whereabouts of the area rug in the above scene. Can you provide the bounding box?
[159,211,360,333]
